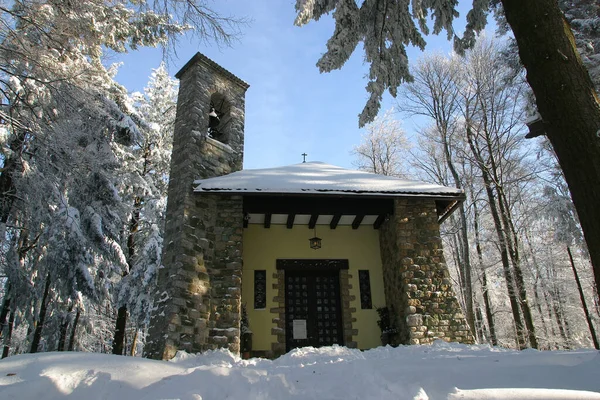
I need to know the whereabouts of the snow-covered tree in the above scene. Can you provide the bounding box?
[0,1,242,356]
[0,0,241,240]
[351,109,410,177]
[112,63,178,355]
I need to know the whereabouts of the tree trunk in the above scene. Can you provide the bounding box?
[543,288,559,349]
[30,273,51,353]
[479,110,539,349]
[2,310,15,359]
[501,0,600,301]
[480,269,499,346]
[0,285,11,340]
[457,203,476,339]
[562,304,573,348]
[440,123,476,339]
[554,304,569,348]
[466,125,525,348]
[523,230,549,347]
[57,317,68,352]
[484,183,525,348]
[57,303,74,352]
[546,258,568,348]
[472,196,498,346]
[449,226,468,316]
[68,308,81,352]
[130,329,139,356]
[532,281,549,348]
[112,306,128,355]
[112,194,142,355]
[551,281,570,348]
[567,247,600,349]
[474,304,486,343]
[0,131,27,245]
[496,188,538,349]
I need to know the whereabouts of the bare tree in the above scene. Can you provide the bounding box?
[351,109,410,177]
[460,39,538,348]
[567,247,599,349]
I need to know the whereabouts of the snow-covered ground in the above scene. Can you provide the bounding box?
[0,341,599,400]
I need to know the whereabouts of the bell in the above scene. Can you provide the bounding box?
[209,107,220,129]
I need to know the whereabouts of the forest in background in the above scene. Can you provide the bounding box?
[0,0,599,357]
[353,37,599,350]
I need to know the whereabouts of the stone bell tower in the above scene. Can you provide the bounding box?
[145,53,249,360]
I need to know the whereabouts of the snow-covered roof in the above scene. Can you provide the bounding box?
[194,162,463,198]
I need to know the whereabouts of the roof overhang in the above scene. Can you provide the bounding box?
[194,162,465,227]
[202,192,465,228]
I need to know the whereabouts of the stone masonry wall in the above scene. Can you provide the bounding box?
[144,54,248,360]
[206,194,244,352]
[379,198,474,345]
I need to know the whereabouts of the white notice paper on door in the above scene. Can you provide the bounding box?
[293,319,307,340]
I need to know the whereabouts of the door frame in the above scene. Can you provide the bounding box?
[277,259,349,351]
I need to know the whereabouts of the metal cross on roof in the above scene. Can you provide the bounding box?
[302,153,307,163]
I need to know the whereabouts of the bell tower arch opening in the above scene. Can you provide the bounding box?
[208,92,232,144]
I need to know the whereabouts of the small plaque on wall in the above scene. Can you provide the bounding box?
[293,320,307,339]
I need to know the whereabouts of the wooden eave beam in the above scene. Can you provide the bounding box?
[351,214,364,229]
[243,213,249,228]
[437,200,462,224]
[373,214,386,230]
[330,214,341,229]
[264,213,271,228]
[287,214,295,229]
[308,214,319,229]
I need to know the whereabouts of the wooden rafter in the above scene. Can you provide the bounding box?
[330,214,341,229]
[287,214,295,229]
[351,215,364,230]
[373,214,386,230]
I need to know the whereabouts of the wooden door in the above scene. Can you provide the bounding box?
[285,269,343,351]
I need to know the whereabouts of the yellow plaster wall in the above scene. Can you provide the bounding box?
[242,223,386,351]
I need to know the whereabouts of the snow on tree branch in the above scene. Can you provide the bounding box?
[295,0,489,127]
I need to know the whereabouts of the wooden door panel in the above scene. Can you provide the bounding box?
[285,274,311,350]
[314,275,342,346]
[285,269,343,351]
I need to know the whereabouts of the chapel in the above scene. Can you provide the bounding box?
[144,53,473,360]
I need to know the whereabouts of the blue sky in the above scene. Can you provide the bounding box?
[114,1,477,170]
